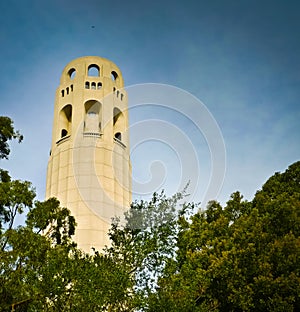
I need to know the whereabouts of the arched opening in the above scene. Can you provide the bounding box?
[85,81,90,89]
[111,71,118,81]
[66,87,69,95]
[61,90,64,97]
[114,132,121,141]
[91,82,96,90]
[68,68,76,80]
[113,107,125,141]
[59,104,72,139]
[97,82,102,90]
[84,100,102,133]
[88,64,100,77]
[61,129,68,137]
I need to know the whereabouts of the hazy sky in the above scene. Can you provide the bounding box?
[0,0,299,206]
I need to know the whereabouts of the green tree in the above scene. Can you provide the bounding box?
[0,116,23,160]
[105,189,195,310]
[0,117,131,311]
[149,162,300,311]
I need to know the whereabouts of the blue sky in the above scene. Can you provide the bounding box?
[0,0,299,206]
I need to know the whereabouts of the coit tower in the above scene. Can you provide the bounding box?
[46,56,131,252]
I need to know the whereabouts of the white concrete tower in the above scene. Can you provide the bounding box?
[46,56,131,252]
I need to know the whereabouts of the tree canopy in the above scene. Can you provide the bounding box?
[0,115,299,311]
[148,162,300,311]
[0,117,131,311]
[0,116,23,160]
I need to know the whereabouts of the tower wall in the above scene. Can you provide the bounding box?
[46,56,131,252]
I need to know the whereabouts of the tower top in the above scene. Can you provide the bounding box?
[59,56,124,88]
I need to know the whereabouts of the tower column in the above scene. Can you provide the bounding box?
[46,56,131,252]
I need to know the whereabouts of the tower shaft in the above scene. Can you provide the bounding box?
[46,56,131,252]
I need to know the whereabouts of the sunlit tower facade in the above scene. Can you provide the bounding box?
[46,56,131,252]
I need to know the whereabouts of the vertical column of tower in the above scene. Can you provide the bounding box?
[46,56,131,252]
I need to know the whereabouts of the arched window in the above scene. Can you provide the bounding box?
[114,132,121,140]
[59,104,72,140]
[120,93,124,100]
[61,129,68,137]
[116,90,119,97]
[85,81,90,89]
[88,64,100,77]
[61,90,65,97]
[113,107,125,142]
[97,82,102,90]
[68,68,76,80]
[66,87,69,95]
[91,82,96,90]
[70,84,73,92]
[84,100,102,134]
[111,71,118,81]
[113,108,122,126]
